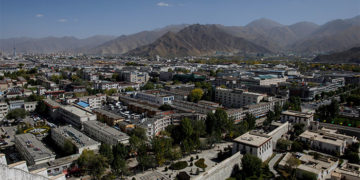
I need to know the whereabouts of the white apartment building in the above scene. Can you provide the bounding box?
[215,87,265,108]
[0,154,65,180]
[15,133,56,165]
[136,90,174,105]
[0,102,8,120]
[172,100,217,114]
[78,94,105,109]
[120,71,149,84]
[299,130,347,155]
[281,110,314,127]
[51,126,100,154]
[94,81,118,90]
[232,131,273,162]
[83,121,130,145]
[24,101,37,112]
[58,105,97,129]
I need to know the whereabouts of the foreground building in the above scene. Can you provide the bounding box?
[15,133,56,165]
[232,131,273,161]
[0,154,65,180]
[51,126,100,154]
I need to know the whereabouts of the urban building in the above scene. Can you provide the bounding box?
[215,87,265,108]
[0,154,65,180]
[83,121,130,145]
[232,131,273,161]
[51,126,100,154]
[14,133,56,165]
[58,105,97,129]
[281,110,314,127]
[136,90,174,105]
[92,108,124,126]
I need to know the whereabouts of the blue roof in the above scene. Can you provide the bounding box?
[77,101,89,108]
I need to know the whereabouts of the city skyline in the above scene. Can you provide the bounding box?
[0,0,359,39]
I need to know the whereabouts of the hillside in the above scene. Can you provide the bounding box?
[126,24,271,57]
[313,47,360,63]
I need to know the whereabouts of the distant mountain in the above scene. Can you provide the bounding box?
[0,35,116,54]
[126,24,271,57]
[291,15,360,53]
[2,15,360,56]
[313,47,360,63]
[87,24,188,55]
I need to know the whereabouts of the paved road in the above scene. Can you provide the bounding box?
[268,153,283,177]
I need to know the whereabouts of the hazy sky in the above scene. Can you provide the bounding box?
[0,0,359,39]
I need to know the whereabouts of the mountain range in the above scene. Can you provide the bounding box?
[313,47,360,63]
[1,15,360,57]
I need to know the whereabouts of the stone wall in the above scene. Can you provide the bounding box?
[193,152,243,180]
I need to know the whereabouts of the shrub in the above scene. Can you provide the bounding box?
[194,158,207,169]
[170,161,188,170]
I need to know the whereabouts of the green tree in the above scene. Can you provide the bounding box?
[241,154,262,177]
[152,136,173,166]
[113,143,128,160]
[77,150,108,179]
[124,87,135,92]
[141,82,155,90]
[244,113,256,130]
[111,156,127,177]
[99,143,113,163]
[6,109,27,119]
[159,104,174,111]
[188,88,204,103]
[181,118,193,138]
[63,139,76,155]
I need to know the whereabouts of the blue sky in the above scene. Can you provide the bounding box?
[0,0,359,39]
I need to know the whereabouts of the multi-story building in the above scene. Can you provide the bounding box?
[83,121,130,145]
[24,101,37,112]
[78,94,105,109]
[299,130,347,155]
[331,162,360,180]
[215,87,265,108]
[281,110,314,127]
[15,133,56,165]
[119,71,149,84]
[136,90,174,105]
[0,154,65,180]
[51,126,100,154]
[94,81,118,90]
[232,131,273,162]
[172,100,217,114]
[8,100,24,110]
[0,102,8,120]
[58,105,97,129]
[92,108,124,126]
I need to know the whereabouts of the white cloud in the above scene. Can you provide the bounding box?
[58,18,68,23]
[35,14,44,18]
[157,2,170,7]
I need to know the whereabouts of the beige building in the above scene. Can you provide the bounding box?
[331,162,360,180]
[215,87,265,108]
[281,110,314,127]
[51,126,100,154]
[299,130,347,155]
[58,105,97,129]
[232,131,273,162]
[15,133,56,165]
[83,121,130,145]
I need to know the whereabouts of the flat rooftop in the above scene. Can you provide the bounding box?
[234,131,271,147]
[15,133,55,161]
[299,130,345,146]
[61,105,94,118]
[93,109,124,120]
[84,121,129,141]
[53,126,100,148]
[282,110,313,118]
